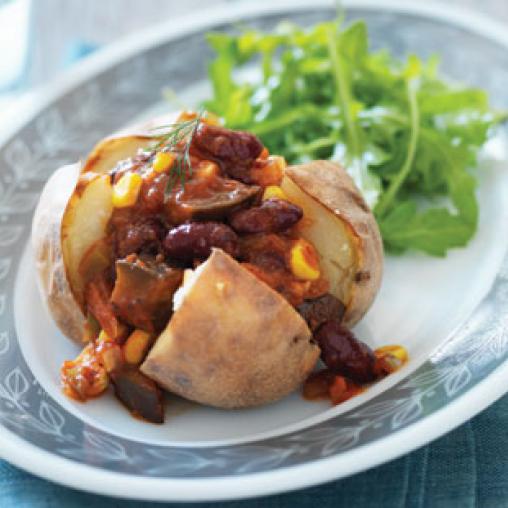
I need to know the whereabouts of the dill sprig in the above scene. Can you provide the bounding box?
[150,112,203,199]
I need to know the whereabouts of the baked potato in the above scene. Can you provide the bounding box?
[32,111,383,418]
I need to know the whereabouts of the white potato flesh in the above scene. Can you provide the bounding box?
[281,175,356,307]
[61,174,113,308]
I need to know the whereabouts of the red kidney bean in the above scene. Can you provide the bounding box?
[163,222,239,261]
[315,321,376,383]
[112,214,165,258]
[191,124,264,183]
[229,198,303,234]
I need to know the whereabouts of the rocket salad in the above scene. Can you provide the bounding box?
[204,19,506,256]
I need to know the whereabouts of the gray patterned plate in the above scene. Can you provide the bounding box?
[1,0,508,501]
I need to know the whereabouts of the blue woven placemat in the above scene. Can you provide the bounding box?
[1,393,507,508]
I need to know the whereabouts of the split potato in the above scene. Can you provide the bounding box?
[141,249,318,408]
[281,161,383,327]
[32,115,383,410]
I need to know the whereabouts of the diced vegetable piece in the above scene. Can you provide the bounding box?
[112,172,142,208]
[61,344,109,400]
[297,294,345,331]
[169,176,261,223]
[290,239,321,281]
[111,367,164,423]
[85,276,127,341]
[111,257,183,332]
[95,330,123,373]
[302,369,335,400]
[123,329,153,365]
[329,376,363,405]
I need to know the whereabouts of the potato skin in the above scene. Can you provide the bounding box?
[284,161,383,327]
[141,249,319,408]
[32,163,85,344]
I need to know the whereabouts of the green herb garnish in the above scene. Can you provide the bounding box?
[151,113,202,199]
[204,20,507,256]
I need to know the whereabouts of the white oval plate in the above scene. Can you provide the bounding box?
[1,0,508,502]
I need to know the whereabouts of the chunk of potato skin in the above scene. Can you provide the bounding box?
[32,163,86,344]
[141,249,319,409]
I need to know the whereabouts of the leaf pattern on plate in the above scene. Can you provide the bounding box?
[320,427,361,456]
[0,332,8,356]
[145,449,226,475]
[0,193,39,214]
[391,399,423,429]
[444,366,472,397]
[83,431,129,462]
[4,367,29,401]
[3,139,33,182]
[39,401,65,435]
[0,259,11,281]
[217,446,297,474]
[0,226,23,247]
[349,399,405,418]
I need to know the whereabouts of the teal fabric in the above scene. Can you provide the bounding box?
[1,393,507,507]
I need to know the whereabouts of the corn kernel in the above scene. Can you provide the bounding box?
[262,185,288,201]
[123,329,152,365]
[375,345,408,363]
[290,239,321,281]
[374,345,408,376]
[112,172,142,208]
[152,151,175,173]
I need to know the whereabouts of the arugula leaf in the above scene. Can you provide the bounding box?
[204,19,505,256]
[379,202,474,257]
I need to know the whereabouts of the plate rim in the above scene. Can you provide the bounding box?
[1,0,508,501]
